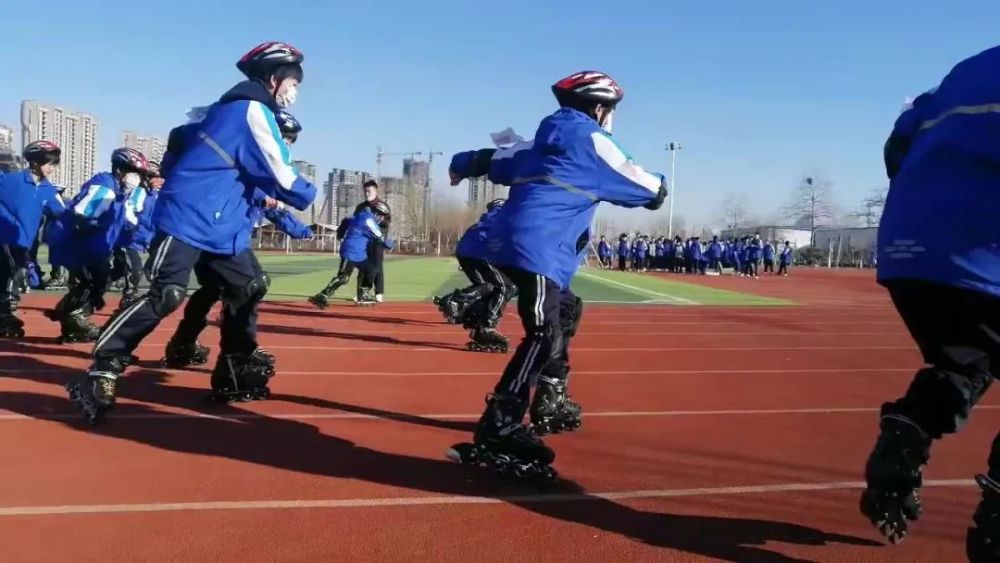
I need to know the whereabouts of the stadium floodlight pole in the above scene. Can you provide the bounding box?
[666,142,683,238]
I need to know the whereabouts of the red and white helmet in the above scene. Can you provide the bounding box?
[552,71,624,108]
[111,147,150,175]
[237,41,304,79]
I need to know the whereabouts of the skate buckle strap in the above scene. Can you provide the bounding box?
[882,414,930,439]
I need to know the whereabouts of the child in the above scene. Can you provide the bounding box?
[858,45,1000,557]
[616,233,628,271]
[747,234,762,278]
[778,241,792,276]
[309,202,393,307]
[0,141,65,337]
[162,111,309,368]
[446,70,667,475]
[762,239,775,274]
[433,199,514,352]
[111,161,163,313]
[597,236,611,269]
[69,42,317,423]
[46,148,150,342]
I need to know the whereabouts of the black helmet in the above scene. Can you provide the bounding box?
[552,71,624,110]
[237,41,304,81]
[486,198,506,211]
[372,200,391,219]
[276,110,302,142]
[23,140,61,165]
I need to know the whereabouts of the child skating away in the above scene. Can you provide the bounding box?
[445,70,667,482]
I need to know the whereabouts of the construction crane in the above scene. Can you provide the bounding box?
[375,146,422,181]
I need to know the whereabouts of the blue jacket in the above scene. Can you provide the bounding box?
[127,189,159,251]
[0,170,65,249]
[707,241,723,260]
[617,240,629,257]
[340,208,390,263]
[598,240,611,257]
[153,80,317,256]
[456,207,500,259]
[780,246,793,265]
[249,188,312,240]
[450,108,665,288]
[115,185,153,250]
[763,243,775,260]
[748,240,762,260]
[878,45,1000,297]
[48,172,141,268]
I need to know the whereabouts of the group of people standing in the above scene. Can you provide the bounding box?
[597,233,793,277]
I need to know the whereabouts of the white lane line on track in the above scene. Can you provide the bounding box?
[0,479,975,516]
[0,345,918,353]
[2,367,918,377]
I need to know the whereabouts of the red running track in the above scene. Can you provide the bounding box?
[0,269,994,562]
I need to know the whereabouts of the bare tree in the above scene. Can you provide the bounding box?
[852,187,887,227]
[786,176,835,244]
[718,194,750,229]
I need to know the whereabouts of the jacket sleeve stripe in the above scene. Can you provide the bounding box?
[246,101,298,191]
[590,132,661,193]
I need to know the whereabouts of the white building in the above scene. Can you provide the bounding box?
[121,131,167,164]
[21,101,98,193]
[720,225,812,248]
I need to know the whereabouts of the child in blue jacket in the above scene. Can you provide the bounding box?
[446,70,667,473]
[858,45,1000,554]
[0,141,65,337]
[46,147,150,342]
[110,161,163,313]
[309,204,393,307]
[434,199,514,352]
[70,42,317,423]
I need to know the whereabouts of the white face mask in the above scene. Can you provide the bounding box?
[124,172,142,190]
[275,82,298,108]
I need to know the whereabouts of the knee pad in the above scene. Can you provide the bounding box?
[151,284,187,318]
[225,273,270,309]
[559,295,584,338]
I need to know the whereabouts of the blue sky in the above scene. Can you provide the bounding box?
[3,0,998,229]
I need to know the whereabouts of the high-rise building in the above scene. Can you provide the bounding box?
[0,124,17,172]
[21,101,98,193]
[0,124,13,155]
[121,131,167,164]
[291,160,318,223]
[468,176,508,210]
[403,158,431,240]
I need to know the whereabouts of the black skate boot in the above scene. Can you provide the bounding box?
[466,327,509,353]
[43,274,68,291]
[530,376,583,435]
[356,288,377,307]
[0,313,25,338]
[308,292,332,309]
[860,415,932,544]
[968,473,1000,563]
[209,353,273,403]
[161,339,211,368]
[58,310,101,344]
[447,394,557,485]
[250,347,276,374]
[66,355,127,425]
[433,291,462,324]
